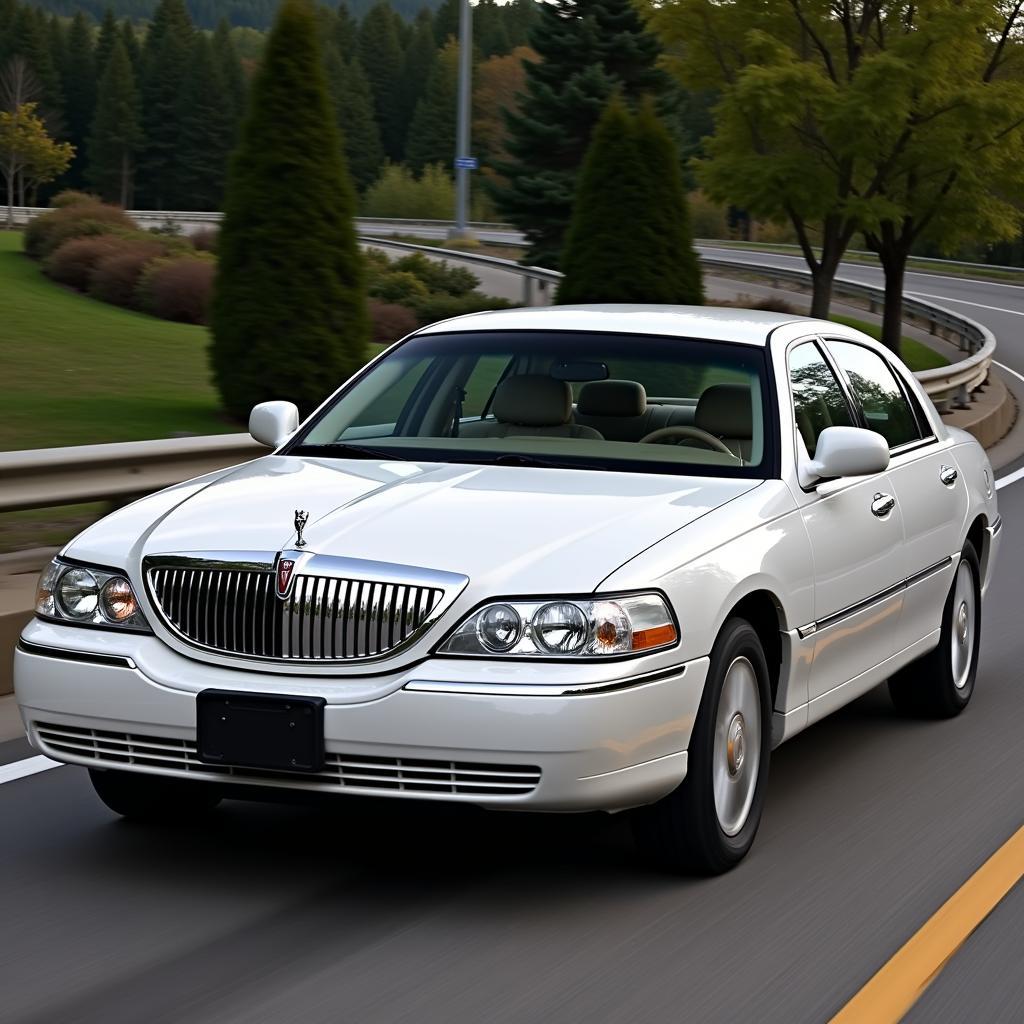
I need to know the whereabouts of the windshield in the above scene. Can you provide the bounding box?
[291,330,775,478]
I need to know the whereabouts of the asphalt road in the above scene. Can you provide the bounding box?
[2,258,1024,1023]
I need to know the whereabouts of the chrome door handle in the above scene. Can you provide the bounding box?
[871,492,896,518]
[940,465,959,486]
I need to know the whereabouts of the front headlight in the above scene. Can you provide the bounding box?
[439,593,678,658]
[35,558,150,632]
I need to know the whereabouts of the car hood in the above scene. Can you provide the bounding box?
[70,455,760,594]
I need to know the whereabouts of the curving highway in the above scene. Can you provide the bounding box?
[1,256,1024,1022]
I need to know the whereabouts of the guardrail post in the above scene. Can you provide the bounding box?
[522,276,534,306]
[955,383,971,409]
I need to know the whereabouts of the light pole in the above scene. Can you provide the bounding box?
[450,0,475,240]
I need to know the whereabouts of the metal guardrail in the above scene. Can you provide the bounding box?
[5,206,515,235]
[700,256,995,410]
[0,433,264,513]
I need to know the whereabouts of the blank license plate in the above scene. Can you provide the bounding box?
[196,690,326,773]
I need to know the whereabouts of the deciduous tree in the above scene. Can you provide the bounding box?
[0,101,73,224]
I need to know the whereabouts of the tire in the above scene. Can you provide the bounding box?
[89,768,222,822]
[632,618,772,874]
[888,541,981,719]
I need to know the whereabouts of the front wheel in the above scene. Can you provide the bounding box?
[889,541,981,718]
[632,618,772,874]
[89,768,222,822]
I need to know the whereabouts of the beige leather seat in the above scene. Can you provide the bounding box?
[574,379,696,441]
[693,384,753,460]
[461,375,604,439]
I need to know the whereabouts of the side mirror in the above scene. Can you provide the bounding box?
[802,426,889,485]
[249,401,299,448]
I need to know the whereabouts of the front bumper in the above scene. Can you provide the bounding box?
[14,621,707,812]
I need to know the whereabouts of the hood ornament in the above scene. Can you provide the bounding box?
[294,509,309,548]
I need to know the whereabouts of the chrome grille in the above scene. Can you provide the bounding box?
[36,723,541,797]
[147,566,443,662]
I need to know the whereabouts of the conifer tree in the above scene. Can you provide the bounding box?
[358,1,403,159]
[433,0,458,44]
[334,2,357,57]
[396,8,435,145]
[558,97,702,305]
[323,46,383,191]
[212,0,368,419]
[405,39,457,174]
[120,19,141,72]
[212,17,246,134]
[138,0,194,208]
[94,8,118,80]
[62,12,95,188]
[86,38,140,206]
[176,34,233,209]
[491,0,665,268]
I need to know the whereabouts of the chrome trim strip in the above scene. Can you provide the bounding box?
[404,663,685,697]
[798,556,954,639]
[989,515,1003,537]
[16,639,136,670]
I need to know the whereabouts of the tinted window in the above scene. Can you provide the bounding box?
[827,340,922,449]
[788,342,854,456]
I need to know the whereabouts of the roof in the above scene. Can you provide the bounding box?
[415,304,822,346]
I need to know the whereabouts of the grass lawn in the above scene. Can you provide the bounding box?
[0,230,234,451]
[831,315,950,372]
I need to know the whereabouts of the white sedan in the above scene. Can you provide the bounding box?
[15,306,1000,873]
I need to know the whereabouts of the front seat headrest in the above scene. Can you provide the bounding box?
[493,375,573,427]
[576,380,647,418]
[695,384,753,437]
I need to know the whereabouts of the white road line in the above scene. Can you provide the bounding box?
[0,755,61,785]
[906,290,1024,318]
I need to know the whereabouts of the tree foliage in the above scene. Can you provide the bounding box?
[0,101,73,223]
[211,0,368,419]
[558,96,702,305]
[490,0,666,268]
[652,0,1024,350]
[405,38,457,173]
[324,46,383,191]
[86,37,140,204]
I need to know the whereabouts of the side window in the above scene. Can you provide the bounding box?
[788,342,855,456]
[826,340,923,450]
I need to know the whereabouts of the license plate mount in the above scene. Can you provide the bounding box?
[196,690,326,773]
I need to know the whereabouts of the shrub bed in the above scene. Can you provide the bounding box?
[24,199,513,340]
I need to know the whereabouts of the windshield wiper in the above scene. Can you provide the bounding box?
[485,453,605,471]
[302,442,412,461]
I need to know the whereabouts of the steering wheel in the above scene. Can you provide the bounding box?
[638,425,738,458]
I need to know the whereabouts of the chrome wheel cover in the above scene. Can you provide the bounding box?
[713,656,762,837]
[951,559,977,691]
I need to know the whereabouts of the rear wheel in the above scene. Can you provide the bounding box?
[632,618,772,874]
[89,769,222,822]
[889,541,981,719]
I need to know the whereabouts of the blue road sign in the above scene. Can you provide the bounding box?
[454,156,479,170]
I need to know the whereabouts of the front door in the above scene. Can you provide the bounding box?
[787,340,908,710]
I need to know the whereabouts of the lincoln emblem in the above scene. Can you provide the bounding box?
[294,509,309,548]
[276,558,295,598]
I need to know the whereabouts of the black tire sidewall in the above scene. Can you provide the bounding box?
[686,618,773,868]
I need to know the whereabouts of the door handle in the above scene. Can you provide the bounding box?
[871,492,896,518]
[940,465,959,486]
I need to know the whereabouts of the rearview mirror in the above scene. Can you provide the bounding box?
[802,426,889,485]
[249,401,299,448]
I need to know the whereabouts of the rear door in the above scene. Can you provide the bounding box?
[824,339,966,649]
[787,340,908,707]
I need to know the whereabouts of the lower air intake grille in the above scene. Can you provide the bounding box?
[36,723,541,797]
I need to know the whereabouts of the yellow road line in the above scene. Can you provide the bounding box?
[831,822,1024,1024]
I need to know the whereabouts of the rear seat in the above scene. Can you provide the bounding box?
[574,380,694,442]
